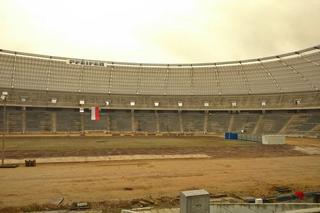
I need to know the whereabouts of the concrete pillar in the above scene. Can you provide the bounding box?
[155,110,160,133]
[204,110,208,134]
[22,107,26,134]
[106,109,110,132]
[3,106,9,133]
[5,107,9,133]
[51,111,56,133]
[278,94,284,105]
[252,114,263,135]
[178,110,183,133]
[279,114,296,134]
[228,113,235,132]
[80,112,85,135]
[131,109,135,132]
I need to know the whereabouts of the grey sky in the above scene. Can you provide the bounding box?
[0,0,319,63]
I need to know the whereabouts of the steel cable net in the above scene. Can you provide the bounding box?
[0,46,319,96]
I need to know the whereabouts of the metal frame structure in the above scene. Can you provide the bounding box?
[0,45,319,97]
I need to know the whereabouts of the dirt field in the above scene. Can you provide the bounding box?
[0,136,319,211]
[1,136,311,159]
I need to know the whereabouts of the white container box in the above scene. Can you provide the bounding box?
[262,135,285,145]
[180,189,210,213]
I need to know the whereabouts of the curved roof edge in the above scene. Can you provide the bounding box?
[0,45,319,67]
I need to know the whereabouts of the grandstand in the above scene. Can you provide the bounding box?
[0,45,319,136]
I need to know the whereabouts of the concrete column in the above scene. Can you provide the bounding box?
[5,108,9,133]
[155,110,160,133]
[178,110,183,133]
[80,112,85,135]
[278,94,284,106]
[252,114,263,135]
[131,109,135,132]
[51,111,56,133]
[106,109,110,132]
[22,107,26,134]
[228,113,235,132]
[204,110,208,134]
[278,114,296,134]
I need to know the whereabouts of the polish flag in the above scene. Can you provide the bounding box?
[91,106,100,121]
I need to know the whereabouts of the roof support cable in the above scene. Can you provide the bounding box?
[296,52,319,91]
[190,64,194,95]
[297,51,320,67]
[258,59,282,93]
[164,65,169,95]
[206,66,213,95]
[79,63,84,93]
[107,62,113,94]
[10,52,16,88]
[277,56,317,91]
[239,61,252,94]
[136,64,142,95]
[102,63,108,94]
[214,63,222,95]
[46,57,52,91]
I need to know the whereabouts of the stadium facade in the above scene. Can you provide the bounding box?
[0,46,319,136]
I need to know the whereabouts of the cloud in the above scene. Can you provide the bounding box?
[0,0,319,63]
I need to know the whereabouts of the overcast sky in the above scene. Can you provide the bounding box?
[0,0,319,63]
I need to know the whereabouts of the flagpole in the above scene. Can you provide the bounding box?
[1,93,7,165]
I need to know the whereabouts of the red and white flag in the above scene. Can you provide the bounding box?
[91,106,100,121]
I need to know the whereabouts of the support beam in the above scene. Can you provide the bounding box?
[178,110,183,133]
[80,112,84,135]
[106,109,110,133]
[131,109,135,132]
[252,114,264,135]
[51,111,56,133]
[155,110,160,133]
[204,110,208,134]
[278,114,296,134]
[228,113,235,132]
[22,107,26,134]
[5,109,9,134]
[310,124,320,133]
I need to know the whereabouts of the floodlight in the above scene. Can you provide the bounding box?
[130,101,135,106]
[154,102,159,107]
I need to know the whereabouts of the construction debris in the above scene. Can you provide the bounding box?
[70,202,91,210]
[25,159,36,167]
[0,163,19,168]
[274,186,292,193]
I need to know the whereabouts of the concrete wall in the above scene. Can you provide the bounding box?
[1,87,319,111]
[0,107,320,136]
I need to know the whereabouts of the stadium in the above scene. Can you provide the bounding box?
[1,45,320,212]
[0,46,320,136]
[1,0,320,212]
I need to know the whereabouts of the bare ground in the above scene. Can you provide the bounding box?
[0,136,319,212]
[0,156,320,209]
[2,136,311,159]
